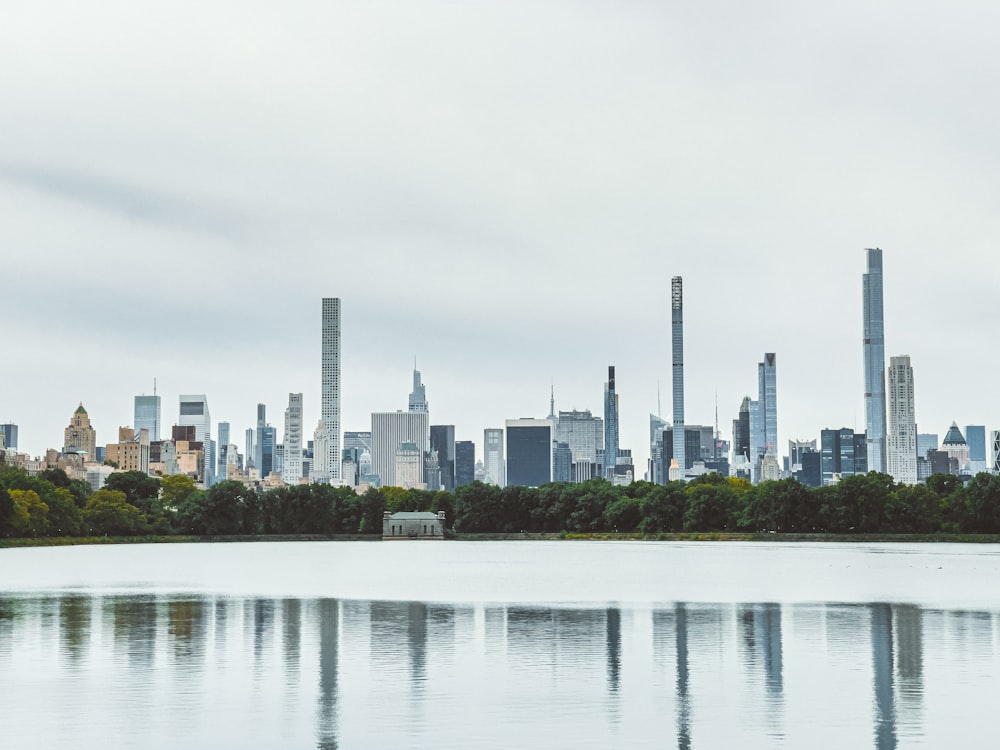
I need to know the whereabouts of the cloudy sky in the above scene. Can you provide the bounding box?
[3,1,999,468]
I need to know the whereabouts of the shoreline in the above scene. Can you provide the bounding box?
[4,531,1000,548]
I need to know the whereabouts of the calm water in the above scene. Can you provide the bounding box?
[1,541,999,748]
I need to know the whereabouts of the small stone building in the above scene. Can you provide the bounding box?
[383,511,447,540]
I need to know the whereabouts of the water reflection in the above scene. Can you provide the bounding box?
[1,594,997,749]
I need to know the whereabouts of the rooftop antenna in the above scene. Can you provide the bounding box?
[154,378,157,396]
[549,379,555,420]
[657,380,662,419]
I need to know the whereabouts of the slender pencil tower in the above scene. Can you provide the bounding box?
[671,277,685,477]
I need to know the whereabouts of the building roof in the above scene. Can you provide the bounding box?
[75,403,88,414]
[942,422,967,446]
[388,511,441,520]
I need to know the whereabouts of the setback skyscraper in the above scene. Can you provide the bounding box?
[863,248,888,474]
[603,367,618,478]
[671,276,685,478]
[409,366,428,413]
[758,353,777,458]
[321,298,342,484]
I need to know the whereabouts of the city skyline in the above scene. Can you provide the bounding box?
[3,3,1000,471]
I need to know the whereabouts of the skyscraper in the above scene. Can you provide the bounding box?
[863,248,888,474]
[759,354,777,458]
[179,395,212,485]
[217,421,230,480]
[430,424,456,491]
[455,440,475,487]
[311,420,329,482]
[63,403,97,459]
[603,366,619,478]
[282,393,304,484]
[887,355,917,484]
[0,423,18,451]
[321,298,342,484]
[409,366,428,413]
[506,419,552,488]
[671,276,685,478]
[134,393,161,442]
[964,425,987,474]
[370,411,429,487]
[990,431,1000,474]
[483,427,505,487]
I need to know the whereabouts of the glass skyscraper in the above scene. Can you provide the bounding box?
[863,248,887,474]
[134,394,161,442]
[603,366,618,478]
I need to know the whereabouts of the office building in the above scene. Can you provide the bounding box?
[311,420,329,482]
[795,451,822,487]
[63,403,97,460]
[179,394,213,485]
[553,442,573,483]
[344,431,372,453]
[941,423,970,473]
[991,430,1000,474]
[965,425,987,474]
[887,356,917,484]
[134,394,161,442]
[282,393,304,484]
[506,419,552,488]
[916,433,938,459]
[0,423,18,451]
[648,413,668,485]
[557,410,604,466]
[255,405,276,479]
[863,248,888,474]
[371,411,429,488]
[671,276,686,477]
[409,366,428,413]
[217,421,230,480]
[321,298,342,484]
[430,425,456,491]
[455,440,475,487]
[759,354,777,458]
[483,427,505,487]
[820,428,866,485]
[394,442,422,489]
[603,366,619,478]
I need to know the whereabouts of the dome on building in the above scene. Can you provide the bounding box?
[942,422,967,446]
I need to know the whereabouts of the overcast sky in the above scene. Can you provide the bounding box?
[3,1,999,469]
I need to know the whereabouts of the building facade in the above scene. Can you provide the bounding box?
[179,394,213,486]
[430,424,456,491]
[321,298,342,484]
[455,440,475,487]
[483,427,505,487]
[64,403,97,460]
[863,248,888,474]
[671,276,686,477]
[105,427,150,474]
[887,355,917,484]
[506,418,552,488]
[134,394,161,443]
[282,393,304,484]
[603,366,618,478]
[371,411,429,488]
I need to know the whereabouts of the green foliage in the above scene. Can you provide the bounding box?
[82,489,146,536]
[103,472,161,515]
[160,475,197,508]
[9,489,50,537]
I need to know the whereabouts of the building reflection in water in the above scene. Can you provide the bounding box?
[871,604,897,750]
[59,595,91,666]
[316,599,339,750]
[675,603,691,750]
[738,603,784,741]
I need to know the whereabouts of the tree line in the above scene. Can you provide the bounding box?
[3,463,1000,539]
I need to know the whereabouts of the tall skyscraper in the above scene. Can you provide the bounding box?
[990,430,1000,474]
[282,393,304,484]
[964,425,987,474]
[409,366,428,413]
[311,420,329,482]
[179,395,212,485]
[370,411,429,487]
[559,409,604,467]
[603,366,619,478]
[134,393,161,442]
[671,276,685,478]
[483,427,505,487]
[506,419,552,488]
[648,413,668,485]
[217,421,230,480]
[887,355,917,484]
[63,403,97,459]
[0,423,18,451]
[758,353,777,457]
[322,298,342,484]
[820,427,865,486]
[455,440,475,487]
[430,424,456,491]
[863,248,888,474]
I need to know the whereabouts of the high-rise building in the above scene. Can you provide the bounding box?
[217,421,230,480]
[965,425,987,474]
[343,431,372,453]
[179,394,212,485]
[603,367,619,478]
[321,298,342,484]
[557,410,604,467]
[311,420,329,482]
[282,393,304,484]
[671,276,686,478]
[483,428,505,487]
[506,419,552,488]
[64,403,97,460]
[134,394,161,442]
[370,411,429,488]
[394,442,422,489]
[759,354,777,457]
[409,366,429,413]
[455,440,475,487]
[820,428,866,485]
[105,427,150,474]
[941,423,970,473]
[253,403,276,479]
[990,430,1000,474]
[887,355,917,484]
[916,433,938,459]
[430,425,456,491]
[863,248,888,474]
[0,423,18,451]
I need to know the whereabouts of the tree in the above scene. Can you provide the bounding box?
[743,478,816,533]
[103,471,161,515]
[638,482,687,533]
[43,487,84,537]
[160,475,197,509]
[683,483,739,532]
[82,489,145,536]
[175,480,259,535]
[0,488,14,537]
[9,489,50,537]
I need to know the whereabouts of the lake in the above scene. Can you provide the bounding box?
[1,541,999,748]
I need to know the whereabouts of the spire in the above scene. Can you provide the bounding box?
[549,380,555,420]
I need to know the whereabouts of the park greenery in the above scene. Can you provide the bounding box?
[3,463,1000,542]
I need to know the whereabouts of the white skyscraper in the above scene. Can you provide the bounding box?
[311,420,329,482]
[484,427,505,487]
[178,394,212,486]
[322,298,342,484]
[282,393,304,484]
[887,355,917,484]
[371,411,430,488]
